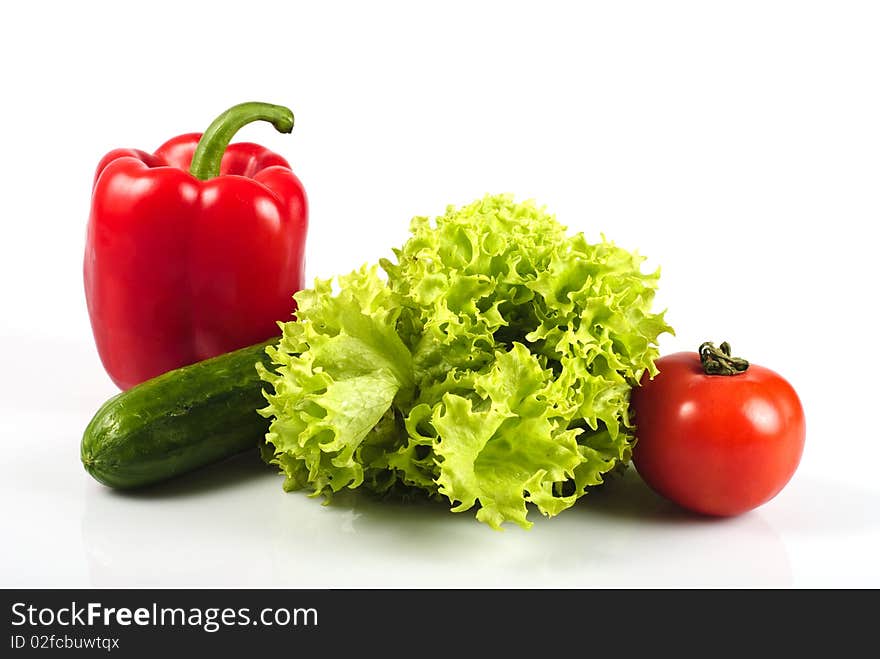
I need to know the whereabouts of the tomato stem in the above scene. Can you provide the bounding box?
[699,341,749,375]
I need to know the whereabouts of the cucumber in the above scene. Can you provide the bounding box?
[81,339,275,489]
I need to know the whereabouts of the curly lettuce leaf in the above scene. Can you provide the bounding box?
[258,266,413,494]
[260,195,672,528]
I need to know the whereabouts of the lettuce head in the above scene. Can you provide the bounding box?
[258,194,672,529]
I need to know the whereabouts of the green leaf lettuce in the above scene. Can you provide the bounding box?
[259,195,672,529]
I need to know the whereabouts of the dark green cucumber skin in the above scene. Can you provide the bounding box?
[81,339,275,489]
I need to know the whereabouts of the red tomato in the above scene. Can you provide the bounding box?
[630,348,805,516]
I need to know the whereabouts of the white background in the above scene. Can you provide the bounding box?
[1,0,878,588]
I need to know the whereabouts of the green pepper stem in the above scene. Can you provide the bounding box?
[189,102,294,180]
[699,341,749,375]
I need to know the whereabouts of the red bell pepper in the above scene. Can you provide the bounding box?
[84,102,308,390]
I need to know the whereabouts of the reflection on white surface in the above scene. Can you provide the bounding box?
[0,331,797,588]
[81,453,279,587]
[81,458,793,588]
[1,328,872,589]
